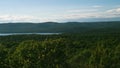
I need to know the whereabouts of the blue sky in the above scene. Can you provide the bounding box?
[0,0,120,23]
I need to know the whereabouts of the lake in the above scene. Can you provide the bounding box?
[0,33,60,36]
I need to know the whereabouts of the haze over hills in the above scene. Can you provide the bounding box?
[0,21,120,33]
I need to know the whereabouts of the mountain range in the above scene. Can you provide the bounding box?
[0,21,120,33]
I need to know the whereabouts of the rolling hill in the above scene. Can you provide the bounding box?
[0,21,120,33]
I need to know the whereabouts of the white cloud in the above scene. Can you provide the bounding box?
[0,8,120,22]
[66,8,120,19]
[0,15,41,23]
[0,15,63,23]
[106,8,120,13]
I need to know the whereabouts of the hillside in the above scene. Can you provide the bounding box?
[0,21,120,33]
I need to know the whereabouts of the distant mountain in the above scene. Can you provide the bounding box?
[0,21,120,33]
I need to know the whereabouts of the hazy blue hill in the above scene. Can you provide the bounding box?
[0,21,120,33]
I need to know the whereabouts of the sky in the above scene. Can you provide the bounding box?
[0,0,120,23]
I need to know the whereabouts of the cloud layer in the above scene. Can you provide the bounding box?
[0,7,120,23]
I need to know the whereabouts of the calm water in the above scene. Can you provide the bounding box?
[0,33,60,36]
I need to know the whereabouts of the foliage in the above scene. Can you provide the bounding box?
[0,33,120,68]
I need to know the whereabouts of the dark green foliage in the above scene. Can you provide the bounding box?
[0,33,120,68]
[0,44,8,68]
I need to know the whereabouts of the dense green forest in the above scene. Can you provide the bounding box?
[0,22,120,68]
[0,21,120,33]
[0,32,120,68]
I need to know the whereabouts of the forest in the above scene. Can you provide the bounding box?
[0,32,120,68]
